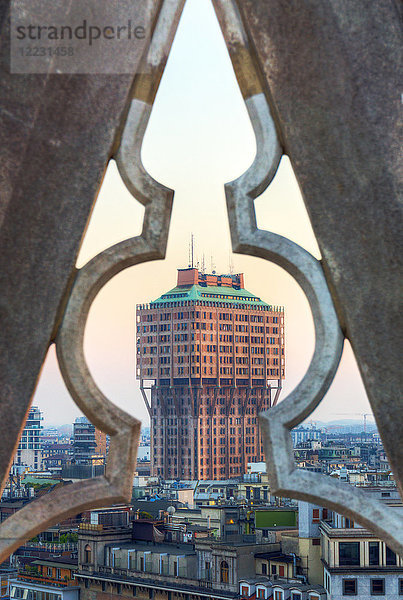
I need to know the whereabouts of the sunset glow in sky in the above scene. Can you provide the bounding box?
[33,0,372,428]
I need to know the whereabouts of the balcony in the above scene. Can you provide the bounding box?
[320,521,370,538]
[79,564,96,576]
[23,541,77,552]
[82,566,234,597]
[17,573,75,588]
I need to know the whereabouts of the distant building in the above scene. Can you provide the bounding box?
[61,464,105,480]
[40,427,59,446]
[75,508,289,600]
[137,446,151,461]
[136,267,285,480]
[0,566,17,599]
[320,488,403,599]
[72,417,107,465]
[13,406,43,471]
[42,443,73,474]
[291,426,321,446]
[75,506,326,600]
[282,501,332,586]
[10,555,79,600]
[94,426,107,457]
[239,578,326,600]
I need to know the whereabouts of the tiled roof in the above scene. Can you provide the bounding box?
[151,284,271,308]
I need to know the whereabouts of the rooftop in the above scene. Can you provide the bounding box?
[77,567,238,599]
[239,576,326,593]
[254,552,296,563]
[138,268,283,310]
[32,558,77,569]
[152,284,270,308]
[104,540,196,555]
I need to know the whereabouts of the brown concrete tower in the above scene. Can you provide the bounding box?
[136,268,285,480]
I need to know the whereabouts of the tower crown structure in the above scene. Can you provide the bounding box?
[176,267,244,289]
[136,267,285,480]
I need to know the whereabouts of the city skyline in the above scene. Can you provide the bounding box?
[32,0,371,427]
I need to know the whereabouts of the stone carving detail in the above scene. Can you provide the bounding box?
[0,0,184,563]
[212,0,403,555]
[0,0,401,562]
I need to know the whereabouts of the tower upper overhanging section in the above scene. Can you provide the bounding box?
[136,267,285,389]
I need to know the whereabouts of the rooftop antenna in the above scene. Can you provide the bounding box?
[201,253,206,274]
[188,233,195,268]
[229,253,234,275]
[211,255,216,275]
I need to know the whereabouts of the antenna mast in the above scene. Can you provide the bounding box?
[211,255,216,274]
[229,253,234,275]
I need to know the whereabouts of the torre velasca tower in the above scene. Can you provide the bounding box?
[136,268,285,480]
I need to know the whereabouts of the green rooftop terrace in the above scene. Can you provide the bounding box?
[151,284,271,308]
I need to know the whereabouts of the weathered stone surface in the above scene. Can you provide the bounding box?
[0,1,162,493]
[0,0,182,561]
[230,0,403,494]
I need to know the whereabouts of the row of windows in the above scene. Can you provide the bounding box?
[148,323,273,338]
[143,299,281,311]
[201,292,260,303]
[199,456,230,465]
[201,356,213,363]
[140,322,283,337]
[341,577,403,596]
[18,444,41,450]
[142,309,282,321]
[199,416,257,427]
[142,337,282,349]
[155,394,270,406]
[11,589,60,600]
[220,356,233,364]
[199,445,228,456]
[174,334,188,341]
[220,334,232,342]
[339,541,398,566]
[144,333,284,354]
[139,324,158,332]
[193,322,212,330]
[251,346,265,354]
[243,589,319,600]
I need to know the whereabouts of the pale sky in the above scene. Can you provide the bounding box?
[33,0,372,429]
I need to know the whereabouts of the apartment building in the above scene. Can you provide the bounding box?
[72,417,107,465]
[75,509,292,600]
[13,406,43,472]
[320,488,403,599]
